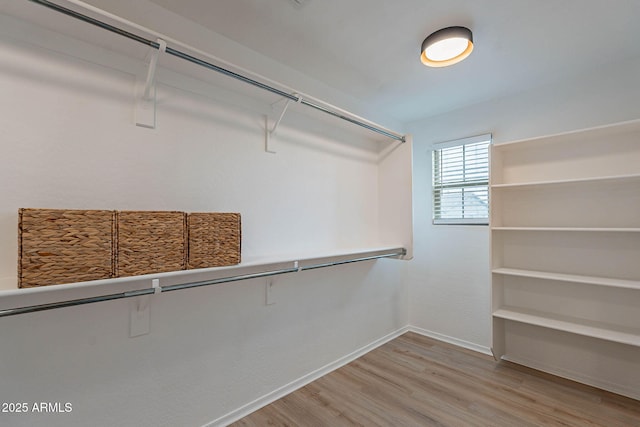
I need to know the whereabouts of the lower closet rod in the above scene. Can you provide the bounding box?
[0,250,404,318]
[0,288,155,318]
[300,250,406,272]
[27,0,405,143]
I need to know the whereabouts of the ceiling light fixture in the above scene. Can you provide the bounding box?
[421,26,473,67]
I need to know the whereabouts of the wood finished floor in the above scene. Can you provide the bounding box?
[232,332,640,427]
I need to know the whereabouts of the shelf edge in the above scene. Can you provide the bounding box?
[492,268,640,290]
[491,172,640,188]
[491,227,640,232]
[493,308,640,347]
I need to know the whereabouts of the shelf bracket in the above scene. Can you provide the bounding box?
[129,279,161,337]
[264,94,301,153]
[135,38,167,129]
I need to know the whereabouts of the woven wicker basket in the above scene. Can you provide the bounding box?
[116,211,187,277]
[18,208,115,288]
[187,212,241,269]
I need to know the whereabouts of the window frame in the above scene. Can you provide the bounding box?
[432,134,491,225]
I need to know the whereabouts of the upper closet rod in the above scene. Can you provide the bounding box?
[28,0,406,143]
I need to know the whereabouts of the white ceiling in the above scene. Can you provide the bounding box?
[142,0,640,124]
[4,0,639,125]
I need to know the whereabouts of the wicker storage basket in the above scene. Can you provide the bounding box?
[116,211,187,277]
[187,212,241,269]
[18,208,115,288]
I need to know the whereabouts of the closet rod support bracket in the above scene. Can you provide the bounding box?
[265,94,302,153]
[135,38,167,129]
[129,279,161,338]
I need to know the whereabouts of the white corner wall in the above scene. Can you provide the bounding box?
[0,11,409,427]
[407,55,640,351]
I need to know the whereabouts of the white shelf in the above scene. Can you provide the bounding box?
[491,227,640,232]
[493,307,640,347]
[0,246,405,314]
[492,268,640,290]
[491,172,640,188]
[491,118,640,150]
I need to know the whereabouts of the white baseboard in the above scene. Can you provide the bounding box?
[205,325,411,427]
[407,325,493,356]
[502,354,640,401]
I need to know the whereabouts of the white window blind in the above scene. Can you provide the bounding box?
[432,134,491,225]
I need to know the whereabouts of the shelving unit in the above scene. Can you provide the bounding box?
[490,119,640,399]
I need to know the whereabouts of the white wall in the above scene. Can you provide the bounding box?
[4,0,638,423]
[0,13,408,427]
[407,55,640,351]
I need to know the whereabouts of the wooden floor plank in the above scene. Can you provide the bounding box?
[232,332,640,427]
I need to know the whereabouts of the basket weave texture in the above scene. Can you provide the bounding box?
[18,208,115,288]
[116,211,187,277]
[187,213,241,269]
[18,209,242,286]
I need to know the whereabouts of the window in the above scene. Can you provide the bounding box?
[432,134,491,225]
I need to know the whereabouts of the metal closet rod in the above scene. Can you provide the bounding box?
[0,249,406,318]
[28,0,406,143]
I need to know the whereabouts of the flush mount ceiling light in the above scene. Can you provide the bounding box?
[421,26,473,67]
